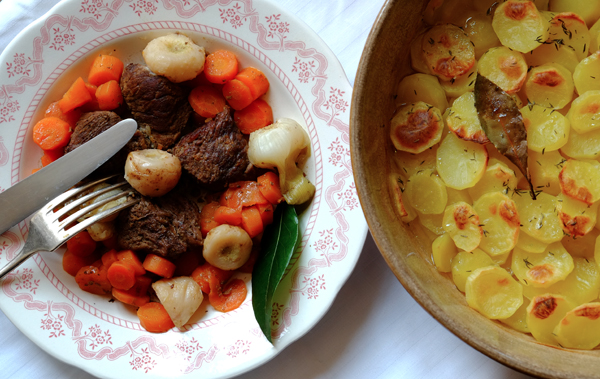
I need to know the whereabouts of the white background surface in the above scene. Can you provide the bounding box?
[0,0,533,378]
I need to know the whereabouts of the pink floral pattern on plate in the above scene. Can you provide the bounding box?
[0,0,367,378]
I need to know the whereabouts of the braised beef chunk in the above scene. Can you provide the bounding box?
[65,111,122,153]
[116,191,203,259]
[120,63,192,149]
[172,106,254,189]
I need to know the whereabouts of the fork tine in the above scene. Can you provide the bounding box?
[58,196,141,240]
[43,174,120,211]
[57,188,137,231]
[50,180,130,221]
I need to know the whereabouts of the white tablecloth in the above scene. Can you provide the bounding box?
[0,1,533,378]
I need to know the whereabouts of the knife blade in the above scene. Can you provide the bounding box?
[0,118,137,235]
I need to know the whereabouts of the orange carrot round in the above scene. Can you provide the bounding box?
[191,262,233,294]
[235,67,269,99]
[214,205,243,226]
[59,77,93,113]
[112,287,150,307]
[62,249,99,277]
[137,302,175,333]
[75,265,112,295]
[32,117,72,151]
[234,98,273,134]
[257,171,283,204]
[107,262,136,290]
[41,148,64,167]
[142,254,176,278]
[67,231,97,257]
[44,101,81,128]
[96,80,123,111]
[88,55,124,86]
[204,50,239,84]
[116,250,146,276]
[188,85,227,118]
[222,79,254,110]
[101,249,119,268]
[257,202,274,226]
[200,201,221,237]
[241,206,263,238]
[209,278,247,312]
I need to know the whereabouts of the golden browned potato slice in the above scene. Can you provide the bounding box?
[524,63,574,110]
[492,0,549,53]
[418,212,445,235]
[465,266,523,319]
[442,201,482,252]
[486,143,525,183]
[410,32,432,75]
[573,51,600,95]
[391,146,438,179]
[525,41,579,73]
[513,192,563,244]
[446,92,489,144]
[395,73,448,112]
[566,90,600,134]
[451,248,496,292]
[528,150,564,195]
[500,296,530,333]
[474,191,520,256]
[432,233,458,272]
[554,303,600,349]
[522,257,600,305]
[559,159,600,205]
[422,24,476,81]
[548,0,600,26]
[516,231,549,253]
[388,173,417,223]
[526,294,576,345]
[463,14,501,59]
[436,132,489,190]
[478,46,528,94]
[440,62,478,98]
[390,102,444,154]
[468,158,518,200]
[543,11,591,61]
[512,242,574,288]
[521,103,570,152]
[557,192,598,237]
[560,126,600,160]
[405,169,448,214]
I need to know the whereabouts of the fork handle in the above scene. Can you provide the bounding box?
[0,239,43,280]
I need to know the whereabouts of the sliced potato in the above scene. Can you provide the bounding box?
[446,91,489,144]
[465,266,523,319]
[440,62,478,98]
[500,296,531,333]
[516,231,549,254]
[526,294,576,345]
[436,132,489,189]
[548,0,600,27]
[528,149,565,196]
[544,11,591,61]
[474,192,520,257]
[390,102,444,154]
[524,63,574,110]
[554,303,600,349]
[513,192,565,244]
[404,169,448,214]
[418,211,446,235]
[388,173,417,223]
[410,32,431,75]
[512,242,574,288]
[526,41,579,73]
[566,90,600,134]
[486,143,525,183]
[521,103,570,153]
[432,233,458,272]
[563,228,599,259]
[395,73,448,111]
[422,24,476,81]
[468,159,518,200]
[560,126,600,160]
[451,248,496,292]
[443,201,482,252]
[557,192,598,237]
[391,146,438,179]
[492,0,549,53]
[590,17,600,54]
[463,14,501,59]
[573,51,600,95]
[559,159,600,205]
[478,46,528,94]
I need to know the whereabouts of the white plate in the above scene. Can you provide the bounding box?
[0,0,367,377]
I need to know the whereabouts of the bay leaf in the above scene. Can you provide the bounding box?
[252,202,299,343]
[473,73,536,199]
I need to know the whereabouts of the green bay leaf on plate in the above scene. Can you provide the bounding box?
[252,202,300,343]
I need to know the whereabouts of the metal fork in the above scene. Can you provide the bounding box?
[0,175,140,279]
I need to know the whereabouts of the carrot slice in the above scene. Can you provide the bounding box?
[222,79,254,110]
[44,101,81,128]
[204,50,239,84]
[75,264,112,295]
[116,250,146,276]
[220,181,269,209]
[112,287,150,307]
[257,171,283,204]
[209,278,247,312]
[241,206,263,238]
[101,249,119,268]
[88,55,124,87]
[67,231,97,257]
[235,67,269,99]
[59,77,93,113]
[191,262,233,294]
[214,205,243,226]
[137,302,174,333]
[188,85,227,118]
[174,249,202,277]
[234,98,273,134]
[41,148,64,167]
[257,202,274,226]
[219,185,243,209]
[143,254,176,278]
[200,201,221,237]
[96,80,123,111]
[62,249,99,277]
[107,262,136,290]
[32,117,72,151]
